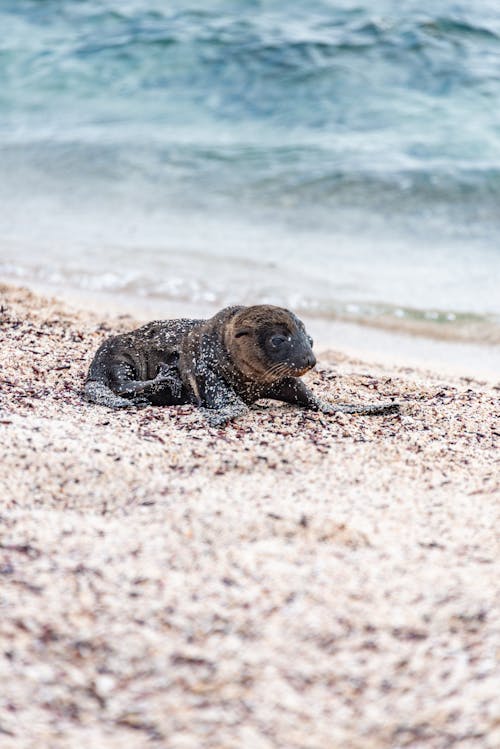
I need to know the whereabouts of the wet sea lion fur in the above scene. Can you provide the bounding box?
[85,305,399,426]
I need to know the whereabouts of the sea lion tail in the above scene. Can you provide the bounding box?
[84,380,143,409]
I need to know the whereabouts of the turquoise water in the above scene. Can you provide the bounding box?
[1,1,500,338]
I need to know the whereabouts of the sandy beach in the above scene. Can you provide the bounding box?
[1,282,499,748]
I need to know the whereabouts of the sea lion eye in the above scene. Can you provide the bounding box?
[270,334,288,348]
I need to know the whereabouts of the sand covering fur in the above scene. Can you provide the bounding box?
[0,284,499,748]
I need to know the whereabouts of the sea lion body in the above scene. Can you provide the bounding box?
[85,305,398,425]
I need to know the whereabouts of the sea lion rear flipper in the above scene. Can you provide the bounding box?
[84,381,148,409]
[111,361,182,403]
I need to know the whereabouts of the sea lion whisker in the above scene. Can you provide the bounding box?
[266,362,291,382]
[265,362,286,379]
[262,364,280,382]
[266,362,285,377]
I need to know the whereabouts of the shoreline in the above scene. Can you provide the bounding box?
[1,282,499,748]
[3,276,500,384]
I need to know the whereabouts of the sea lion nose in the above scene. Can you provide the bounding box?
[306,352,316,368]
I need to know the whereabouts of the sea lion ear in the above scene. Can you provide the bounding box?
[234,327,253,338]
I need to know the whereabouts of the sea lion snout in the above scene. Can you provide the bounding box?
[302,351,316,370]
[281,328,316,374]
[288,346,316,376]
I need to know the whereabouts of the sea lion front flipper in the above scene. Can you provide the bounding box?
[200,401,249,427]
[330,402,400,416]
[262,377,324,410]
[195,366,249,426]
[262,378,400,416]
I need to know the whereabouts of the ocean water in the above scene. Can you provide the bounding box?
[1,0,500,342]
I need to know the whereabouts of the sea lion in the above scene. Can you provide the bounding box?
[85,305,399,426]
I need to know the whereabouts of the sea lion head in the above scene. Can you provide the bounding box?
[225,305,316,383]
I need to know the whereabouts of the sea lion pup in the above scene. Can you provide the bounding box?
[85,305,399,426]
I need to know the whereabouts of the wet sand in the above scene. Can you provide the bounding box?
[1,283,499,748]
